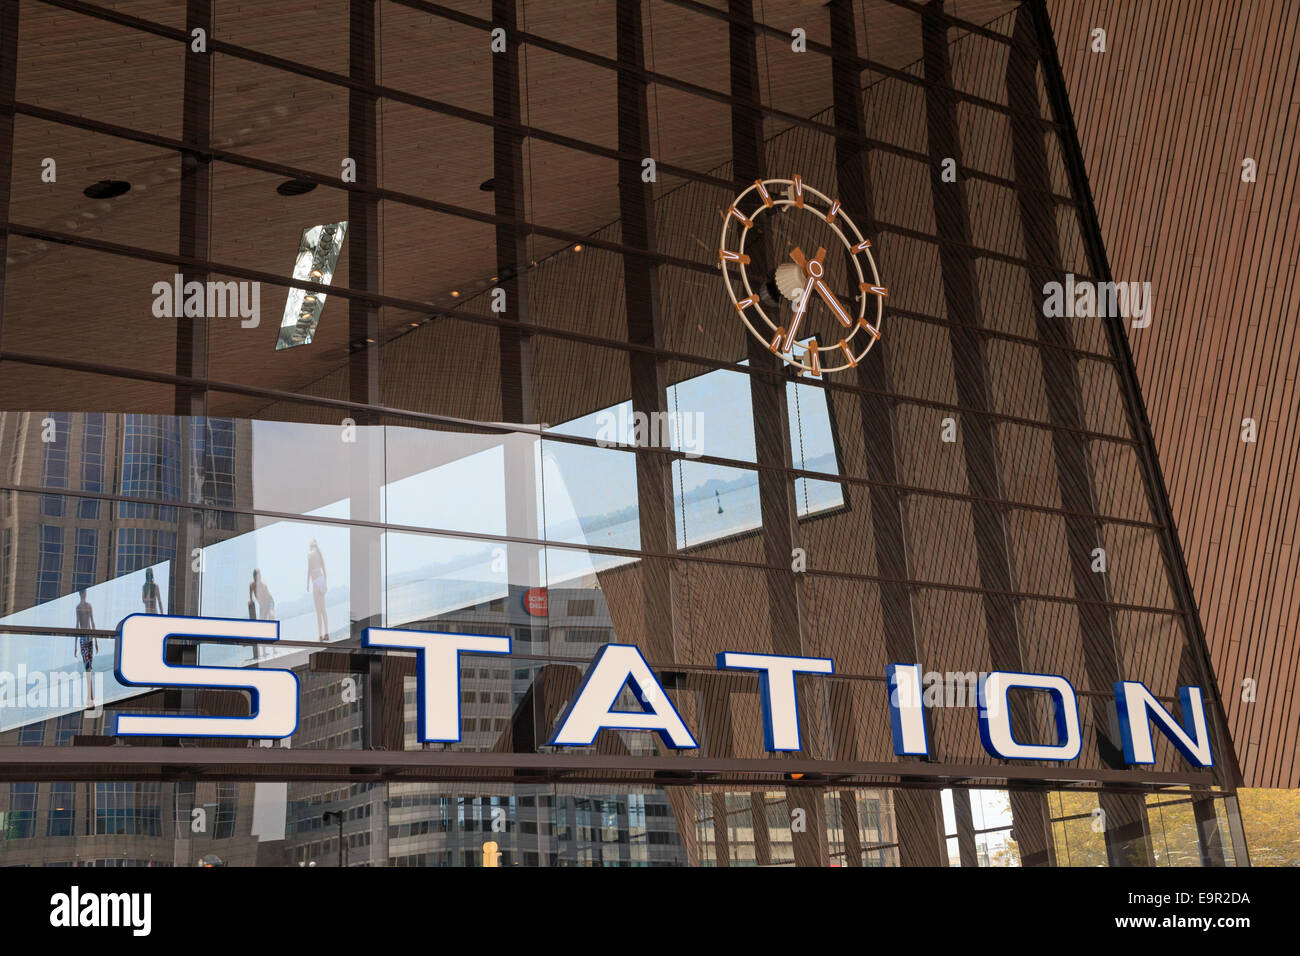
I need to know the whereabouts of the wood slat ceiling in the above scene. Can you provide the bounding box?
[1,0,1016,421]
[1049,0,1300,787]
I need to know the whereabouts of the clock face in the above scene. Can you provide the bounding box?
[718,175,887,376]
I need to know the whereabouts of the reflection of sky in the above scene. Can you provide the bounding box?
[2,374,843,731]
[0,565,166,731]
[550,363,843,550]
[198,499,355,670]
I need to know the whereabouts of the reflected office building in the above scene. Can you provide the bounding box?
[0,0,1247,866]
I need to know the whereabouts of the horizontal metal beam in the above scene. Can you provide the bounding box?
[32,0,1074,207]
[0,219,1128,452]
[0,746,1219,788]
[655,0,1059,128]
[0,478,1190,619]
[9,101,1089,287]
[0,349,1156,537]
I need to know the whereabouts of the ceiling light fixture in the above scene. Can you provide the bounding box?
[83,180,131,199]
[276,221,348,351]
[276,178,318,196]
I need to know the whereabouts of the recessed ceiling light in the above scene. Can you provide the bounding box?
[573,244,583,252]
[479,178,495,191]
[449,290,460,297]
[83,180,130,199]
[277,178,318,196]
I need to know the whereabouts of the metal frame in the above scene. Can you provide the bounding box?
[0,479,1203,622]
[0,745,1223,787]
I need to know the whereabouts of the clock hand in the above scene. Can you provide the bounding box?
[783,275,817,353]
[790,246,828,279]
[813,279,855,328]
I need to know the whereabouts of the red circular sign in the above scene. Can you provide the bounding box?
[522,587,548,617]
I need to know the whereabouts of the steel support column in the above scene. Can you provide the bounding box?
[175,0,212,419]
[1192,792,1226,867]
[921,0,1060,866]
[616,0,677,667]
[1223,793,1251,866]
[729,0,824,867]
[169,0,214,727]
[838,789,862,866]
[1007,2,1154,868]
[831,0,947,868]
[952,787,977,867]
[492,0,543,669]
[0,0,20,352]
[615,0,701,864]
[348,0,385,754]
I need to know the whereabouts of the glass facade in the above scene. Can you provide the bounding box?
[0,0,1244,866]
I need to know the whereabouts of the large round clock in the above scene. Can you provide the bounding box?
[718,174,887,376]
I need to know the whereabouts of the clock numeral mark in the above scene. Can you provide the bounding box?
[719,249,751,265]
[851,239,872,253]
[728,205,754,229]
[791,174,804,209]
[838,339,859,367]
[735,294,759,311]
[769,328,787,353]
[754,180,774,208]
[806,343,821,377]
[859,282,889,298]
[858,318,881,340]
[825,199,841,225]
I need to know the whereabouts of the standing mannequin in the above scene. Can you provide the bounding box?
[306,539,328,641]
[141,567,163,614]
[249,569,276,660]
[249,568,275,619]
[74,588,98,706]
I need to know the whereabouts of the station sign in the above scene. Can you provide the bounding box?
[109,614,1214,768]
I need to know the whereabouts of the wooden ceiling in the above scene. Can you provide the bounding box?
[1050,0,1300,789]
[1,0,1019,420]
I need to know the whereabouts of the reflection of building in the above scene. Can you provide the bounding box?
[0,0,1263,868]
[0,412,253,620]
